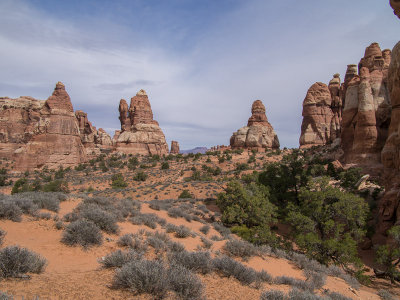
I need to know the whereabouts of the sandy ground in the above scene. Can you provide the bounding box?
[0,151,399,299]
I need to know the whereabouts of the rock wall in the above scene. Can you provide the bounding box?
[0,82,87,170]
[230,100,279,150]
[170,141,180,154]
[115,90,169,156]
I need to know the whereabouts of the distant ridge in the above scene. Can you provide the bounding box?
[180,147,208,154]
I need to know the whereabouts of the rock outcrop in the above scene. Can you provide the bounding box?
[0,82,87,170]
[341,43,391,164]
[75,110,112,156]
[299,80,339,147]
[115,90,169,155]
[230,100,279,150]
[299,43,392,165]
[391,0,400,18]
[170,141,180,154]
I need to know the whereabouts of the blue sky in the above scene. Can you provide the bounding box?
[0,0,398,149]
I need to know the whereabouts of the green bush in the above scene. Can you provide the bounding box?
[111,173,128,188]
[133,171,148,181]
[11,178,30,194]
[217,180,277,232]
[375,226,400,283]
[286,177,368,268]
[178,190,193,199]
[161,162,169,170]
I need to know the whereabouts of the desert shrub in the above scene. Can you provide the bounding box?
[147,236,167,252]
[167,240,185,252]
[375,225,400,283]
[223,239,257,260]
[200,236,213,249]
[99,249,142,268]
[0,200,22,222]
[287,288,323,300]
[42,180,69,193]
[118,234,134,248]
[178,190,193,199]
[286,177,368,267]
[257,270,273,284]
[212,222,231,238]
[325,291,352,300]
[216,180,277,241]
[168,207,185,219]
[38,212,51,220]
[133,171,148,182]
[11,178,30,194]
[161,162,169,170]
[0,229,5,246]
[112,259,169,298]
[0,246,47,278]
[199,224,210,235]
[24,192,67,212]
[304,270,326,291]
[61,219,103,248]
[169,250,213,274]
[55,221,64,230]
[212,255,258,285]
[168,264,204,300]
[377,289,395,300]
[80,205,119,234]
[338,167,362,189]
[258,149,308,205]
[130,212,166,229]
[260,290,285,300]
[111,173,128,189]
[174,225,192,238]
[274,276,310,291]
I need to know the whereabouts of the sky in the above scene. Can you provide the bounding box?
[0,0,398,150]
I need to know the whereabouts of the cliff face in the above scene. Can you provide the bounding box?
[230,100,280,150]
[115,90,169,156]
[0,82,87,170]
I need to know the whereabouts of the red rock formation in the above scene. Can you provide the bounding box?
[170,141,180,154]
[390,0,400,18]
[341,43,391,164]
[75,110,112,156]
[0,82,86,170]
[230,100,279,150]
[299,82,335,147]
[115,89,169,156]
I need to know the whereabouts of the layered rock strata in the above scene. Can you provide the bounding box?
[115,90,169,155]
[230,100,279,150]
[170,141,180,154]
[0,82,87,170]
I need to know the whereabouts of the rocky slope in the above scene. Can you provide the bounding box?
[230,100,279,150]
[0,82,87,170]
[115,90,169,156]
